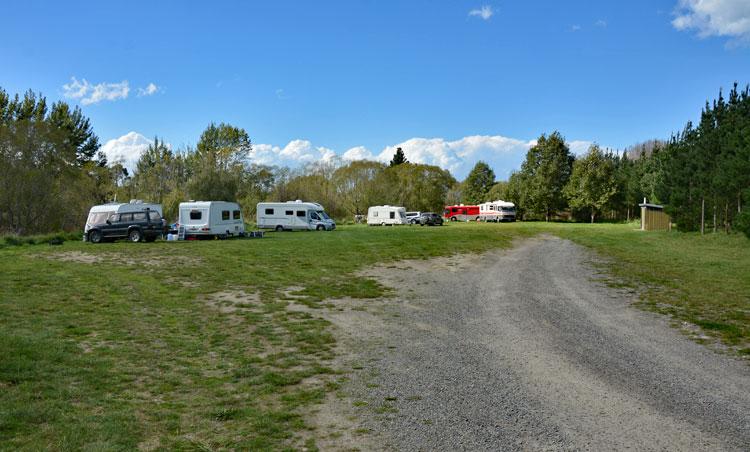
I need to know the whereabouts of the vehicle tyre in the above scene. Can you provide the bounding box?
[316,225,324,231]
[450,216,457,222]
[420,223,424,226]
[275,225,284,232]
[128,229,143,243]
[89,230,102,244]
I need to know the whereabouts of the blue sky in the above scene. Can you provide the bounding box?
[2,0,749,178]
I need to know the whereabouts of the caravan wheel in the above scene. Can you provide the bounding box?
[316,224,325,231]
[275,225,284,232]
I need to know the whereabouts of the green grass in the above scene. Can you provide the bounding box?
[0,222,747,450]
[0,223,532,451]
[543,222,750,352]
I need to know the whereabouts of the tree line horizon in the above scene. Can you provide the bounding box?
[0,84,748,237]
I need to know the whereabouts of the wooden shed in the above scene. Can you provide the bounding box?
[639,201,671,231]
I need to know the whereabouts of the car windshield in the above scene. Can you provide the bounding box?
[317,210,330,220]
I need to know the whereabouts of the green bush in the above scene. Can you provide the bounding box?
[735,210,750,239]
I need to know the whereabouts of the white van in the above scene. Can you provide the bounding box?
[367,205,408,226]
[478,200,516,222]
[84,200,163,240]
[257,201,336,231]
[178,201,245,239]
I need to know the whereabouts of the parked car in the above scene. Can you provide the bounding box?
[416,212,444,226]
[86,206,165,243]
[405,211,421,224]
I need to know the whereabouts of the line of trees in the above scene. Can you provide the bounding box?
[1,84,748,237]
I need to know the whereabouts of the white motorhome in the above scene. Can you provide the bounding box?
[367,205,408,226]
[478,200,516,222]
[84,200,163,240]
[178,201,245,239]
[257,201,336,231]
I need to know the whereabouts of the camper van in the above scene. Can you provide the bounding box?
[478,200,516,222]
[367,205,408,226]
[257,201,336,231]
[84,200,164,243]
[177,201,245,239]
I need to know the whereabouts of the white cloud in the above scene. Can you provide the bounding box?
[256,135,543,179]
[469,5,494,20]
[100,132,155,173]
[250,140,337,167]
[568,140,594,155]
[276,88,288,100]
[595,19,607,28]
[570,24,582,32]
[63,77,130,105]
[672,0,750,44]
[137,82,159,97]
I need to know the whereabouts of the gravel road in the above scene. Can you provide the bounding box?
[318,235,750,451]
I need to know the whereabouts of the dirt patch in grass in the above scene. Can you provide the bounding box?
[47,251,104,264]
[204,290,261,314]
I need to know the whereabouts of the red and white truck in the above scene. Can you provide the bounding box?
[443,204,480,221]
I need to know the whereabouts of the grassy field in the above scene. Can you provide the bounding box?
[1,222,748,450]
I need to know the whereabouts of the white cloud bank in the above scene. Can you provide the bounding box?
[257,135,594,179]
[63,77,160,105]
[100,131,153,172]
[102,132,595,180]
[469,5,494,21]
[672,0,750,44]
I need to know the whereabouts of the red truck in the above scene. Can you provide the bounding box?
[443,205,480,222]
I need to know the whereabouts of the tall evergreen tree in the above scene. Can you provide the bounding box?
[389,147,408,166]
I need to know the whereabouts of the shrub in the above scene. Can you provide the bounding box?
[735,210,750,239]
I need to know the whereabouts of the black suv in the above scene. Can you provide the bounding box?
[416,212,444,226]
[87,209,165,243]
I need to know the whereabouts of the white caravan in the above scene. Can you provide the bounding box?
[84,200,163,238]
[367,205,408,226]
[257,201,336,231]
[478,200,516,222]
[178,201,245,238]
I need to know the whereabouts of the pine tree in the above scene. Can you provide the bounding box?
[389,147,408,166]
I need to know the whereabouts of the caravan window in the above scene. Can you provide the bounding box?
[373,211,378,217]
[222,210,230,220]
[233,210,241,219]
[296,210,306,217]
[265,208,274,215]
[399,211,405,218]
[190,210,202,220]
[285,210,293,216]
[389,211,395,219]
[87,212,110,225]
